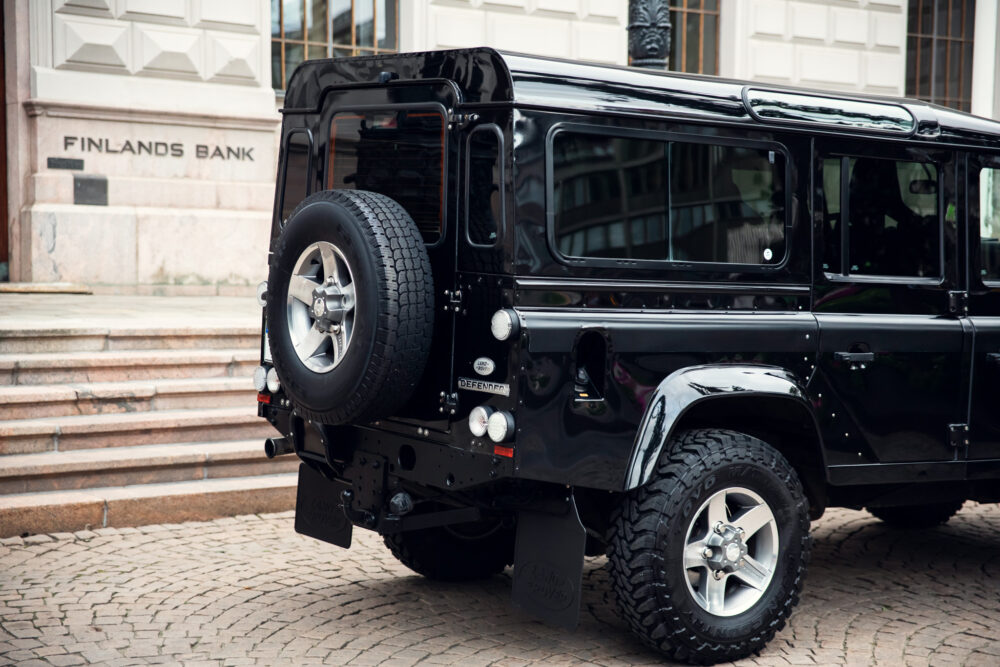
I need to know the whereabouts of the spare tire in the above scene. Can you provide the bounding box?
[266,189,434,424]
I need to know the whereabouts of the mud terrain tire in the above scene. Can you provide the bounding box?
[267,190,434,425]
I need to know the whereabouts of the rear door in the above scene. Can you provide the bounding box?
[318,85,458,424]
[812,139,968,472]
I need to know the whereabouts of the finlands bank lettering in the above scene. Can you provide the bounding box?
[63,137,255,161]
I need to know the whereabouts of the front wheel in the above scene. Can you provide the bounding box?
[607,429,810,665]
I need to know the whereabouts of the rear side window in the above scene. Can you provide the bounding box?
[466,125,503,247]
[280,130,312,222]
[551,131,785,265]
[329,110,445,242]
[980,167,1000,282]
[821,156,940,278]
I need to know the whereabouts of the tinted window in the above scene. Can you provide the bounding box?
[551,131,785,265]
[467,126,502,246]
[280,130,311,221]
[329,110,444,241]
[821,156,940,278]
[670,143,785,264]
[981,167,1000,282]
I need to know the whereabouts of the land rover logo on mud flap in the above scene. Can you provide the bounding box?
[520,560,575,611]
[458,377,510,396]
[473,357,495,376]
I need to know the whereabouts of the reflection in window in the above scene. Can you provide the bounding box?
[981,168,1000,281]
[271,0,398,90]
[467,128,502,246]
[551,132,785,265]
[330,110,444,241]
[821,156,940,278]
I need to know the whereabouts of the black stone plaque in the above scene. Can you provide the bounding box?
[73,174,108,206]
[48,157,84,170]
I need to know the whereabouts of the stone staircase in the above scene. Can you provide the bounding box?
[0,319,298,537]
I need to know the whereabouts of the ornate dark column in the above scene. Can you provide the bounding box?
[628,0,672,70]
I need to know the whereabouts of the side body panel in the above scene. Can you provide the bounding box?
[508,108,818,491]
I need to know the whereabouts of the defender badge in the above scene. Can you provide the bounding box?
[474,357,496,376]
[458,377,510,397]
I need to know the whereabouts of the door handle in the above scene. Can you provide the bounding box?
[987,353,1000,366]
[834,352,874,363]
[834,351,874,370]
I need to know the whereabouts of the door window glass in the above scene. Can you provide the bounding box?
[821,155,940,278]
[329,109,444,242]
[551,131,785,265]
[981,167,1000,282]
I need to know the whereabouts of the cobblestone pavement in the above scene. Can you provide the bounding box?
[1,504,998,666]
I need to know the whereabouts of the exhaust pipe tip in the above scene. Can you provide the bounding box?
[264,436,294,459]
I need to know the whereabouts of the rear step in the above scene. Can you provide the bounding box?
[0,407,273,455]
[0,440,299,494]
[0,473,297,537]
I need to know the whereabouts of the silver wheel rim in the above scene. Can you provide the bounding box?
[285,241,356,373]
[682,486,779,617]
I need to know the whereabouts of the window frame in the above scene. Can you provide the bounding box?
[970,153,1000,288]
[323,102,450,248]
[544,122,792,273]
[271,0,400,91]
[905,0,976,112]
[818,152,946,285]
[667,0,721,75]
[464,123,505,250]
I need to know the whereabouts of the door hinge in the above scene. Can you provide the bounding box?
[439,391,458,415]
[443,289,463,313]
[447,111,479,130]
[948,423,969,448]
[947,290,968,316]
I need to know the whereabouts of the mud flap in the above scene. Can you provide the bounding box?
[294,463,353,548]
[511,495,586,630]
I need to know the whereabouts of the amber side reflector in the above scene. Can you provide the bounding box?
[257,392,271,404]
[493,445,514,458]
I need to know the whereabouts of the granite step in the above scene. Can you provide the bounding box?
[0,473,298,537]
[0,407,274,455]
[0,377,256,420]
[0,440,297,495]
[0,325,260,354]
[0,348,258,385]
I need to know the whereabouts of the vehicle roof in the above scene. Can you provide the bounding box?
[283,47,1000,150]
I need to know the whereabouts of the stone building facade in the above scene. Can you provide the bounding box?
[3,0,1000,291]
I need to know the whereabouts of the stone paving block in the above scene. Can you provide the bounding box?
[0,507,999,665]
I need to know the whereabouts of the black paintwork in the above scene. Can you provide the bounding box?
[262,47,1000,529]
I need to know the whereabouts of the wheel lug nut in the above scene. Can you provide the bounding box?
[702,548,713,559]
[714,521,725,534]
[712,570,724,580]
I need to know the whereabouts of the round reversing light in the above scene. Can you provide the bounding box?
[256,281,268,307]
[253,365,268,392]
[468,405,495,437]
[490,309,519,341]
[487,411,514,443]
[266,367,281,393]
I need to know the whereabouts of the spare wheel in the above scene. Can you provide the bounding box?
[266,189,435,424]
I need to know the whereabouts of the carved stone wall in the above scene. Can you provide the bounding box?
[9,0,279,291]
[719,0,907,95]
[399,0,628,66]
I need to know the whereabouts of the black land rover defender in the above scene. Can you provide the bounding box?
[255,48,1000,664]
